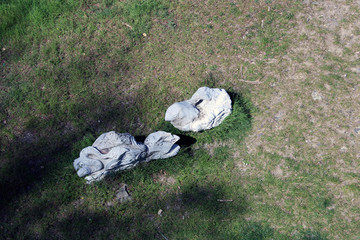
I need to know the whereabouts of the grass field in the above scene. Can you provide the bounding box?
[1,0,359,239]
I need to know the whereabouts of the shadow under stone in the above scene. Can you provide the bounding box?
[176,134,196,147]
[134,134,196,148]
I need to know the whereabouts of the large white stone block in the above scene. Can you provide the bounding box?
[73,131,180,183]
[165,87,232,132]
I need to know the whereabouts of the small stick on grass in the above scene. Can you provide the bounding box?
[158,231,169,240]
[217,199,233,202]
[122,22,133,30]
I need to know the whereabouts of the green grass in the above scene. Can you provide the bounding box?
[1,0,359,239]
[0,0,84,50]
[121,0,169,39]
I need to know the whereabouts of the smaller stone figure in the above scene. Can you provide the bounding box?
[74,131,180,183]
[165,87,232,132]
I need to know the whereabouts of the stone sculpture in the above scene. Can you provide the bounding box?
[165,86,232,132]
[74,131,180,183]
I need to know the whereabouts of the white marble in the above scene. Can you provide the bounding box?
[145,131,181,160]
[74,131,180,183]
[165,87,232,132]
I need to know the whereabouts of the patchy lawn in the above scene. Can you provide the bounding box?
[0,0,359,239]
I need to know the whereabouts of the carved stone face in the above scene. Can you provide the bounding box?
[74,157,104,177]
[73,132,148,179]
[103,145,148,171]
[165,101,199,129]
[74,131,180,183]
[73,147,105,177]
[165,87,232,132]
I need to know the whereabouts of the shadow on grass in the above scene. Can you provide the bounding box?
[164,181,275,239]
[0,132,320,240]
[0,89,157,213]
[0,87,255,239]
[1,177,281,240]
[298,230,329,240]
[134,134,196,148]
[3,208,136,239]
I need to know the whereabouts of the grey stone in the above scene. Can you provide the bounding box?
[116,184,132,203]
[145,131,180,161]
[354,127,360,134]
[340,146,348,152]
[312,91,322,101]
[165,87,232,132]
[73,131,180,183]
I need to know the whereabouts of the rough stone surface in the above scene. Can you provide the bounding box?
[74,131,180,183]
[145,131,180,160]
[165,87,232,132]
[311,90,322,101]
[116,184,132,203]
[354,127,360,134]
